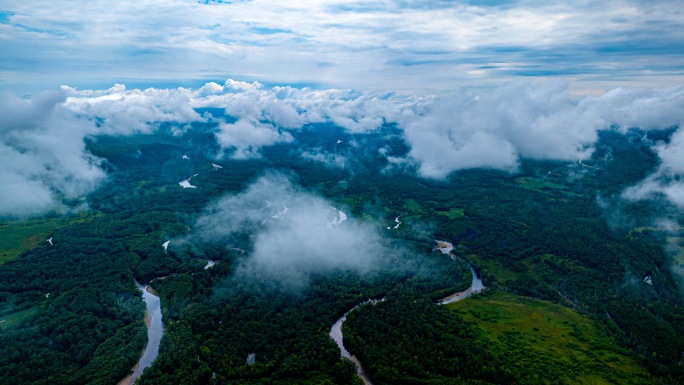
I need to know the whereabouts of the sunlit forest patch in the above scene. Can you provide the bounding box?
[452,292,651,385]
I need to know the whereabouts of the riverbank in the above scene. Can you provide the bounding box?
[116,359,141,385]
[437,268,484,304]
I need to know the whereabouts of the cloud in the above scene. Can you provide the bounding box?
[0,80,401,216]
[300,150,349,170]
[197,80,400,133]
[399,81,684,179]
[194,173,385,289]
[399,81,596,178]
[3,79,684,216]
[623,128,684,208]
[62,84,202,134]
[216,118,293,159]
[3,1,683,93]
[0,91,105,216]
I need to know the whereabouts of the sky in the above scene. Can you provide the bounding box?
[1,0,684,94]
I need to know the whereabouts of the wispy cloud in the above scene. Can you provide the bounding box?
[194,172,385,290]
[300,149,349,170]
[1,1,682,93]
[623,127,684,208]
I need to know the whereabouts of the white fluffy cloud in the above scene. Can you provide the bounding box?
[196,80,400,133]
[0,80,400,215]
[4,80,684,216]
[194,173,384,289]
[216,118,293,159]
[0,91,105,216]
[623,128,684,208]
[62,84,202,134]
[400,81,684,179]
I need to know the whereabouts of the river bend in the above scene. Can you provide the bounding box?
[329,240,485,385]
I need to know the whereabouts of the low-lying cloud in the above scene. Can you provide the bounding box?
[65,79,403,159]
[63,83,201,134]
[399,81,684,179]
[623,128,684,208]
[300,149,349,170]
[5,80,684,216]
[216,118,294,159]
[0,91,105,216]
[194,173,385,289]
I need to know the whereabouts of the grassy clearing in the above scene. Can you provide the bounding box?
[629,226,684,267]
[516,177,569,193]
[448,292,650,385]
[437,208,465,220]
[467,254,520,283]
[0,307,39,330]
[0,213,97,265]
[404,199,423,213]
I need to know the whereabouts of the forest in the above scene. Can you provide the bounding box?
[0,122,682,385]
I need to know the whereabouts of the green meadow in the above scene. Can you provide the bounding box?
[0,213,96,265]
[449,292,651,385]
[0,307,39,330]
[437,207,465,219]
[515,176,569,193]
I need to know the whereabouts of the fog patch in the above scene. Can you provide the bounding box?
[300,150,349,170]
[194,173,386,290]
[623,128,684,209]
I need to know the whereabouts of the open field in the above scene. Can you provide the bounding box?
[0,307,39,330]
[449,292,650,385]
[515,176,569,193]
[0,213,97,265]
[436,207,465,219]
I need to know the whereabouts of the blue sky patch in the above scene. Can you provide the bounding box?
[0,11,14,24]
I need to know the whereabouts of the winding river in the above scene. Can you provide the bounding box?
[329,240,484,385]
[437,267,484,305]
[329,299,384,385]
[119,282,164,385]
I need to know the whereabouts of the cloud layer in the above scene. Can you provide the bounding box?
[1,1,683,93]
[66,80,402,159]
[3,80,684,215]
[0,80,400,215]
[400,81,684,178]
[194,173,385,289]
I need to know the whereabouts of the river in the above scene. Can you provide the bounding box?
[119,282,164,385]
[329,299,384,385]
[329,240,484,385]
[437,267,484,305]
